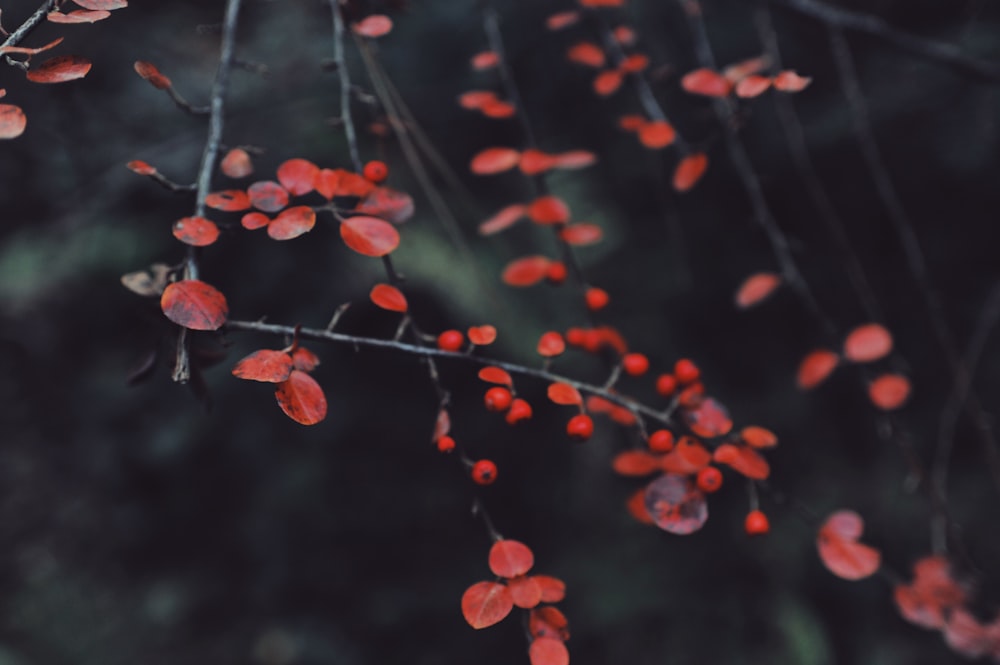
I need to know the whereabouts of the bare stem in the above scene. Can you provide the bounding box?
[0,0,57,52]
[330,0,363,173]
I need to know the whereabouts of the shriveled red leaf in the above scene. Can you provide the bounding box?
[0,37,63,56]
[735,74,772,98]
[470,147,521,175]
[160,280,228,331]
[502,256,551,287]
[268,205,316,240]
[126,160,156,175]
[471,50,500,70]
[121,263,169,297]
[519,149,557,176]
[593,69,623,96]
[508,575,542,609]
[48,9,110,23]
[241,212,270,230]
[773,70,812,92]
[843,323,893,363]
[551,150,596,170]
[645,473,708,535]
[681,68,731,97]
[72,0,127,9]
[741,425,778,449]
[172,216,220,247]
[292,347,320,372]
[275,369,328,425]
[370,283,407,312]
[797,348,840,389]
[529,638,569,665]
[683,397,733,438]
[546,11,580,30]
[0,104,27,139]
[620,54,649,73]
[133,61,171,89]
[559,223,602,246]
[566,42,605,68]
[220,148,253,178]
[489,539,534,578]
[461,581,513,629]
[529,606,570,641]
[340,216,400,257]
[638,120,676,149]
[586,395,636,426]
[673,153,709,192]
[533,575,566,603]
[479,366,513,386]
[817,510,881,581]
[354,186,415,224]
[479,204,526,235]
[712,443,770,480]
[205,189,252,212]
[468,325,498,345]
[352,14,393,38]
[232,349,293,383]
[868,373,911,410]
[735,272,781,309]
[277,158,319,196]
[547,382,582,406]
[26,55,91,83]
[248,180,290,213]
[527,195,570,225]
[612,450,661,477]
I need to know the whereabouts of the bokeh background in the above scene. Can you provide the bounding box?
[2,0,1000,663]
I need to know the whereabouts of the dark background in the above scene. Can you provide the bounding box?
[1,0,999,663]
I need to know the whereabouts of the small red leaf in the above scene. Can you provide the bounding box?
[868,373,911,410]
[352,14,393,38]
[559,223,602,246]
[551,150,596,170]
[683,397,733,438]
[681,68,731,97]
[546,11,580,30]
[275,369,328,425]
[340,216,400,257]
[537,331,566,357]
[277,158,319,196]
[508,575,542,609]
[291,347,320,372]
[241,212,271,230]
[529,606,570,641]
[160,280,228,331]
[527,196,570,225]
[267,205,316,240]
[529,638,570,665]
[645,473,708,535]
[519,149,557,176]
[741,426,778,449]
[232,349,293,383]
[0,104,26,139]
[26,55,91,83]
[612,450,662,477]
[593,69,623,96]
[673,153,709,192]
[172,216,220,247]
[566,42,606,68]
[470,147,521,175]
[547,382,582,406]
[471,50,500,70]
[797,349,840,389]
[773,70,812,92]
[638,120,676,149]
[620,53,649,74]
[248,181,290,213]
[489,539,535,578]
[370,283,408,312]
[461,581,514,629]
[533,575,566,603]
[478,366,513,386]
[205,190,252,212]
[735,272,781,309]
[712,444,770,480]
[468,326,498,346]
[220,148,253,178]
[48,9,110,23]
[735,74,772,98]
[126,160,156,175]
[817,510,881,581]
[72,0,127,8]
[843,323,893,363]
[354,186,415,224]
[134,61,171,89]
[480,204,527,235]
[502,256,551,287]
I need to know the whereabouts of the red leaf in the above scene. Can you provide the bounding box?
[537,331,566,357]
[232,349,293,383]
[268,205,316,240]
[683,397,732,438]
[626,487,655,525]
[480,204,527,235]
[638,120,676,149]
[292,347,320,372]
[612,450,662,477]
[735,74,772,98]
[71,0,127,8]
[277,158,319,196]
[735,272,781,309]
[868,373,911,410]
[712,444,770,480]
[172,216,220,247]
[843,323,893,363]
[468,325,498,345]
[547,382,582,406]
[478,366,513,386]
[559,223,602,246]
[593,69,623,96]
[340,216,400,257]
[644,473,708,535]
[160,280,228,331]
[529,607,570,641]
[502,256,551,287]
[741,426,778,449]
[48,9,110,23]
[461,581,514,629]
[546,11,580,30]
[220,148,253,178]
[943,608,992,658]
[126,160,156,175]
[370,283,408,312]
[275,369,328,425]
[489,539,534,578]
[508,575,542,609]
[773,70,812,92]
[519,149,557,176]
[527,196,570,225]
[471,50,500,70]
[533,575,566,603]
[458,90,496,110]
[660,438,712,475]
[352,14,393,38]
[817,510,881,580]
[722,55,770,83]
[681,68,732,97]
[26,55,91,83]
[797,348,840,389]
[0,37,64,56]
[313,168,372,199]
[620,53,649,74]
[248,181,290,213]
[205,190,252,212]
[551,150,596,170]
[134,61,171,89]
[470,147,521,175]
[0,104,26,139]
[566,42,605,68]
[241,212,271,230]
[529,638,570,665]
[354,186,415,224]
[673,153,709,192]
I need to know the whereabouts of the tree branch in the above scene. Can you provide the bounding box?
[0,0,57,52]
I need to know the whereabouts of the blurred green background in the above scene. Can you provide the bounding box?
[1,0,999,663]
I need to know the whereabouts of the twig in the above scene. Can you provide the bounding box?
[330,0,363,173]
[0,0,57,52]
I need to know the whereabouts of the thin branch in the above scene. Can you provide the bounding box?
[0,0,57,52]
[330,0,363,173]
[771,0,1000,82]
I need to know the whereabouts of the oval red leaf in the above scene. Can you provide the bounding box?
[470,147,521,175]
[478,366,513,386]
[559,222,602,246]
[552,150,596,170]
[468,325,498,346]
[529,638,570,665]
[712,443,770,480]
[48,9,110,23]
[126,160,156,175]
[268,205,316,240]
[160,280,228,331]
[547,382,582,406]
[681,68,732,97]
[593,69,623,96]
[461,581,514,629]
[134,60,171,89]
[172,216,220,247]
[612,450,662,477]
[508,575,542,609]
[241,212,270,230]
[735,74,772,98]
[292,347,320,372]
[0,104,26,139]
[275,369,328,425]
[248,180,290,213]
[26,55,91,83]
[796,349,840,389]
[683,397,733,438]
[502,256,551,287]
[638,120,676,149]
[533,575,566,603]
[471,50,500,70]
[529,606,570,641]
[644,473,708,535]
[566,41,605,68]
[340,216,400,257]
[844,323,893,363]
[352,14,392,38]
[277,158,319,195]
[489,539,535,578]
[72,0,127,8]
[370,283,408,312]
[527,195,570,225]
[205,190,252,212]
[673,153,709,192]
[773,70,812,92]
[220,148,253,178]
[232,349,293,383]
[868,373,911,411]
[735,272,781,309]
[354,186,415,224]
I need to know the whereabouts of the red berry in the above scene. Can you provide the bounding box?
[437,329,465,351]
[696,466,723,493]
[647,429,675,453]
[566,414,594,441]
[546,261,568,284]
[471,459,498,485]
[622,352,649,376]
[484,386,513,412]
[585,287,609,311]
[363,159,389,183]
[674,358,700,385]
[436,435,456,453]
[505,398,533,424]
[744,509,770,535]
[655,373,678,397]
